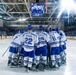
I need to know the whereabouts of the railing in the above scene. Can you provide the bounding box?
[67,36,76,40]
[0,36,13,40]
[0,36,76,40]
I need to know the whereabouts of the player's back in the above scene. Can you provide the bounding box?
[10,33,22,47]
[37,31,50,48]
[22,32,38,52]
[12,33,21,40]
[49,31,60,47]
[59,30,67,42]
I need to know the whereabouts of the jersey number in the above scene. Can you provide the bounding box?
[52,36,56,41]
[25,38,32,44]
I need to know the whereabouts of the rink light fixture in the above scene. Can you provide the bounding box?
[10,25,26,27]
[57,0,76,18]
[14,18,28,22]
[18,18,28,22]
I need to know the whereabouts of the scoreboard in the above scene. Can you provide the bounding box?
[30,0,45,3]
[30,3,45,17]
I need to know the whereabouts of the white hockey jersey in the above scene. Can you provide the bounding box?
[10,33,22,47]
[21,32,38,52]
[59,30,67,45]
[37,31,50,48]
[49,31,60,47]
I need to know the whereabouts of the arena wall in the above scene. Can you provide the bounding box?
[0,36,76,40]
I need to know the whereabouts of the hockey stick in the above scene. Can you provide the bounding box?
[2,47,10,57]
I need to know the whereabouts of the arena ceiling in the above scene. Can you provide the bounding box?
[0,0,76,30]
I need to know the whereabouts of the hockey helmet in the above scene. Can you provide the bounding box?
[27,25,33,30]
[39,25,44,30]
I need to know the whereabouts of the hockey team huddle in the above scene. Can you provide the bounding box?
[8,25,67,72]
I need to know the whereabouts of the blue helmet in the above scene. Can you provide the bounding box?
[56,28,59,33]
[39,25,44,30]
[51,28,56,31]
[27,25,33,30]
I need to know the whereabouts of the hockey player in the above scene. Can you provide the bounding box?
[35,25,50,70]
[49,28,61,68]
[21,25,38,72]
[8,31,22,66]
[58,29,67,64]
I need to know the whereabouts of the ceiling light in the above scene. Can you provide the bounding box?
[57,0,76,18]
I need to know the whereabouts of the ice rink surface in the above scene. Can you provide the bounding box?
[0,39,76,75]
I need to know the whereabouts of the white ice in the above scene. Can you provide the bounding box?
[0,39,76,75]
